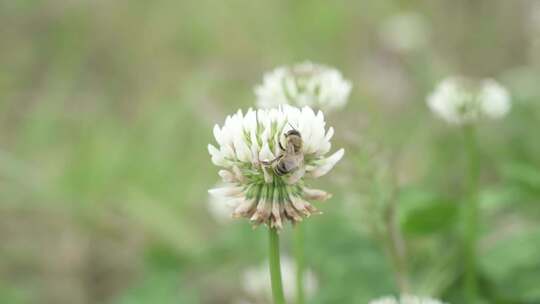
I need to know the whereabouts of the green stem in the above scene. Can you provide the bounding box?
[386,203,410,294]
[464,125,479,303]
[386,159,410,294]
[294,224,305,304]
[269,228,286,304]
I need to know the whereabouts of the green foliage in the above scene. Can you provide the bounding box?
[481,229,540,302]
[0,286,32,304]
[113,271,200,304]
[399,190,458,236]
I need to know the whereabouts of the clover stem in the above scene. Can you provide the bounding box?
[294,224,305,304]
[464,125,479,303]
[269,227,286,304]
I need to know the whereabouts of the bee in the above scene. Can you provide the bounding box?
[262,126,305,178]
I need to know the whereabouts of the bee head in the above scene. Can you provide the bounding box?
[285,129,301,138]
[284,129,303,153]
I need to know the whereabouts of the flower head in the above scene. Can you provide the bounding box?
[208,105,344,229]
[255,61,352,112]
[477,79,512,119]
[369,295,447,304]
[427,77,511,125]
[243,256,317,303]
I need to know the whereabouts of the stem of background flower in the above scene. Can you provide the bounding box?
[386,202,410,294]
[463,125,479,303]
[385,159,410,294]
[294,224,305,304]
[269,228,286,304]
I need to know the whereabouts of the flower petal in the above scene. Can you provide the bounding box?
[208,144,226,166]
[307,148,345,178]
[208,186,243,198]
[302,187,332,201]
[233,198,257,218]
[218,170,235,182]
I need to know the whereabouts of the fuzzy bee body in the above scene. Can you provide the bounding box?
[262,128,304,176]
[274,152,304,176]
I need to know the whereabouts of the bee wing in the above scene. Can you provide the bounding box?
[281,153,303,170]
[286,141,296,154]
[285,161,305,184]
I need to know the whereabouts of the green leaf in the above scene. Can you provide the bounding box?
[481,229,540,301]
[501,162,540,192]
[398,188,458,236]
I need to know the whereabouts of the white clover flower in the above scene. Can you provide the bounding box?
[243,256,317,303]
[379,12,429,53]
[255,61,352,112]
[208,105,344,229]
[427,77,511,125]
[369,294,447,304]
[477,79,511,119]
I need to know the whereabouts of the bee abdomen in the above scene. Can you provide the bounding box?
[274,162,290,176]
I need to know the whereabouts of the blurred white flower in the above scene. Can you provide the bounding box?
[379,12,429,53]
[208,105,344,229]
[369,294,447,304]
[255,61,352,112]
[427,77,478,124]
[427,77,511,125]
[477,79,511,119]
[243,256,317,303]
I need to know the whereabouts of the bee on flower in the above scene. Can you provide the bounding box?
[208,105,344,230]
[427,77,511,125]
[255,61,352,112]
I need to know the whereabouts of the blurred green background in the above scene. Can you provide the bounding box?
[1,1,540,303]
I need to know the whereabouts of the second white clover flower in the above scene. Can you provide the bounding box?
[427,77,511,125]
[255,61,352,112]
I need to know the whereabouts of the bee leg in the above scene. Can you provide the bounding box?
[278,142,286,152]
[260,160,273,166]
[261,155,281,166]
